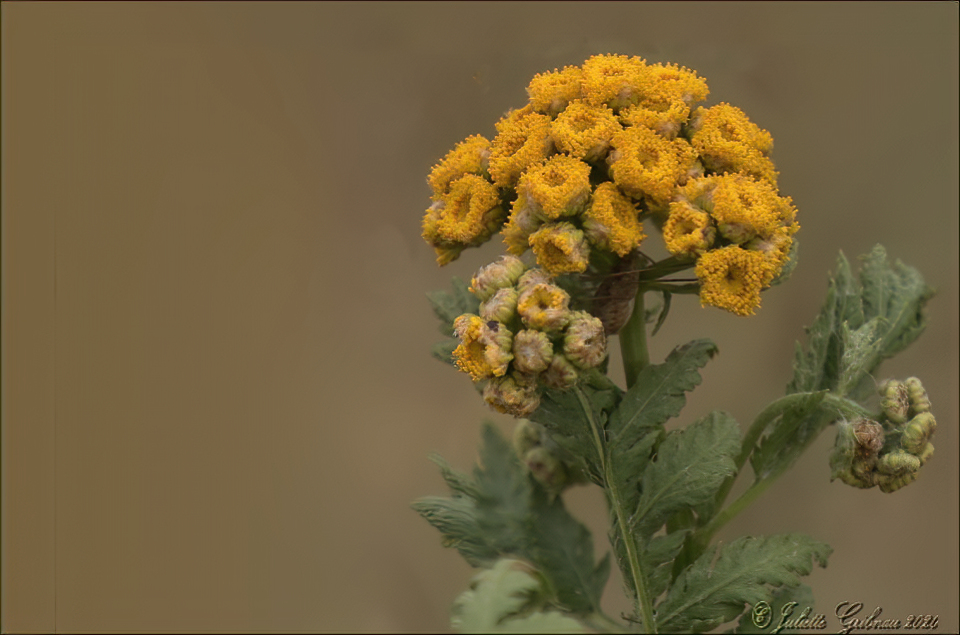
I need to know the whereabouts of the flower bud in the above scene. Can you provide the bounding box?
[879,379,910,424]
[542,354,579,389]
[516,268,554,293]
[512,329,555,374]
[483,372,541,417]
[452,315,513,381]
[877,450,922,477]
[904,377,932,415]
[517,283,571,332]
[523,446,567,492]
[830,418,884,488]
[470,255,526,302]
[512,418,544,458]
[900,412,936,455]
[479,287,519,323]
[529,222,591,274]
[563,311,607,369]
[518,155,592,220]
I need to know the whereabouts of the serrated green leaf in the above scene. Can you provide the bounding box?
[656,534,832,633]
[451,559,590,633]
[607,340,719,515]
[837,319,884,395]
[428,277,481,337]
[415,423,609,616]
[633,410,740,536]
[734,583,817,634]
[643,530,689,599]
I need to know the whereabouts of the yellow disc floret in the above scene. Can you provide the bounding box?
[528,222,591,274]
[690,103,778,185]
[452,314,514,381]
[695,246,775,316]
[580,54,649,111]
[427,135,492,198]
[488,106,554,188]
[663,200,716,257]
[619,63,709,138]
[550,100,622,161]
[582,182,645,256]
[608,126,698,208]
[527,65,584,115]
[434,174,505,244]
[517,155,592,220]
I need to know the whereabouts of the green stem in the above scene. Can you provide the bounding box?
[695,391,874,548]
[619,286,649,389]
[575,387,656,634]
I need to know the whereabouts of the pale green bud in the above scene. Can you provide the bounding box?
[479,320,515,377]
[830,418,884,487]
[512,418,544,458]
[562,311,607,369]
[483,372,540,417]
[900,412,936,455]
[878,379,910,424]
[469,255,526,302]
[904,377,932,415]
[877,450,922,476]
[512,329,555,374]
[479,287,519,323]
[541,354,579,389]
[523,446,567,492]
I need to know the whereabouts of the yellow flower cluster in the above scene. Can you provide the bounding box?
[451,256,607,416]
[423,54,798,315]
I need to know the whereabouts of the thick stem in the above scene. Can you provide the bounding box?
[575,387,656,634]
[619,287,649,390]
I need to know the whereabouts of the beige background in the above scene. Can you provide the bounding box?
[2,2,957,632]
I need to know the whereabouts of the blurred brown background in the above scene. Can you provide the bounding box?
[3,2,957,632]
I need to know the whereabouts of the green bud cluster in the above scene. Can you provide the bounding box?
[831,377,937,493]
[512,419,588,495]
[452,255,608,417]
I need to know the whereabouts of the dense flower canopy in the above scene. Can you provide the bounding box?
[423,53,798,317]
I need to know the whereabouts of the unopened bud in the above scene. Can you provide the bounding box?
[541,354,579,389]
[483,372,541,417]
[563,311,607,369]
[900,413,936,455]
[879,379,910,424]
[523,446,567,492]
[512,418,544,458]
[480,287,519,323]
[904,377,932,415]
[517,283,571,332]
[512,329,555,374]
[469,255,526,302]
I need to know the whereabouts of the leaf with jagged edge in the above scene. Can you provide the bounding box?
[412,423,610,616]
[451,559,591,633]
[633,410,740,537]
[531,371,623,486]
[655,534,832,634]
[733,583,817,634]
[607,340,719,518]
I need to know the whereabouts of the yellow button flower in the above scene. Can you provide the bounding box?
[517,155,592,220]
[690,103,778,185]
[695,246,775,316]
[517,282,571,331]
[452,315,514,381]
[582,182,645,257]
[528,222,591,274]
[663,200,716,257]
[608,126,698,208]
[527,65,584,115]
[434,174,505,245]
[550,100,622,161]
[708,173,789,243]
[619,63,709,138]
[482,372,540,417]
[488,106,554,188]
[580,54,649,111]
[427,134,492,198]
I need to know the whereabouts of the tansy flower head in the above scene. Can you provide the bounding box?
[517,282,571,331]
[619,63,709,138]
[434,174,506,245]
[608,126,698,208]
[527,65,584,115]
[581,54,649,111]
[542,354,579,389]
[689,103,778,185]
[479,287,519,323]
[528,222,591,274]
[488,107,554,188]
[470,254,526,301]
[550,101,622,161]
[708,173,789,244]
[663,200,716,257]
[452,314,514,381]
[695,246,775,316]
[427,135,492,198]
[517,155,592,220]
[582,182,645,257]
[502,196,544,255]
